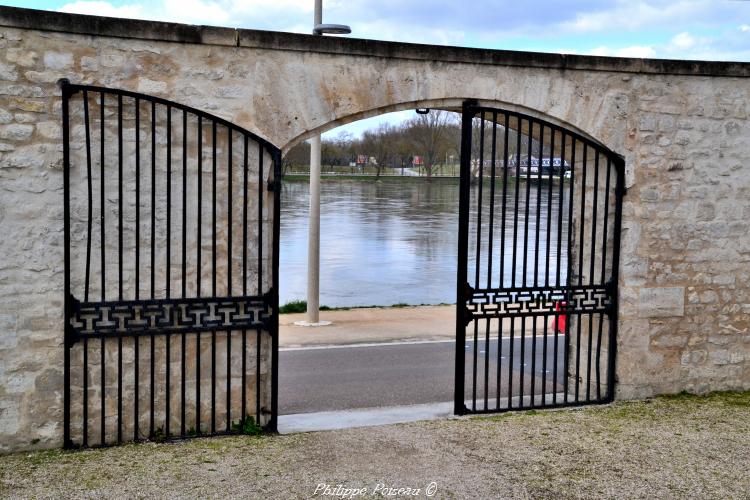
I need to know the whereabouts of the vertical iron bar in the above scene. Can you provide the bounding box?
[472,320,478,412]
[256,328,261,425]
[242,135,248,424]
[522,121,533,287]
[165,105,172,437]
[511,118,522,288]
[149,100,156,439]
[531,315,537,406]
[257,142,264,425]
[586,152,599,402]
[454,101,474,415]
[519,316,525,408]
[546,130,555,286]
[101,93,106,303]
[118,94,123,302]
[83,91,92,302]
[542,311,549,404]
[542,131,554,404]
[508,316,514,409]
[471,113,485,412]
[61,82,72,448]
[471,115,484,411]
[564,139,576,404]
[100,91,107,445]
[574,144,588,403]
[134,98,140,442]
[500,113,509,288]
[607,156,626,401]
[596,312,604,400]
[196,116,202,434]
[487,112,497,290]
[226,128,233,432]
[597,158,612,401]
[117,94,123,445]
[211,121,217,434]
[270,149,282,431]
[178,111,187,436]
[483,112,497,411]
[556,134,566,286]
[82,90,92,447]
[475,113,485,289]
[601,158,612,284]
[496,318,503,410]
[577,144,588,287]
[553,133,566,405]
[533,124,543,287]
[82,338,88,447]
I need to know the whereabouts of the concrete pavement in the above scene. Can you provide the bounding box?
[280,304,549,348]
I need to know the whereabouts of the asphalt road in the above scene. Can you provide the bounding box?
[279,335,566,414]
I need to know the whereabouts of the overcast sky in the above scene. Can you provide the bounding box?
[5,0,750,137]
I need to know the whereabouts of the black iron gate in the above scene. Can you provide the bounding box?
[455,101,624,414]
[61,81,281,447]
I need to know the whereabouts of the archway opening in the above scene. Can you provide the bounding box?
[276,102,621,429]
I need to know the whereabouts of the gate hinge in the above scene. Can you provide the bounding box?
[463,282,475,301]
[463,308,474,327]
[65,294,81,347]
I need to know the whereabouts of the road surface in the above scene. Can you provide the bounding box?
[279,335,566,415]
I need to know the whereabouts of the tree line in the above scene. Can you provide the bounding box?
[283,110,547,178]
[284,110,462,177]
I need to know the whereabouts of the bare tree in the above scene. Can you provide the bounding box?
[405,110,456,178]
[361,123,396,177]
[282,140,311,175]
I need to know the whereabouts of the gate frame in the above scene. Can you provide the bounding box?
[61,80,282,447]
[454,99,625,415]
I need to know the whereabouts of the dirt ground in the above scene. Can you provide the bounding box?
[1,391,749,499]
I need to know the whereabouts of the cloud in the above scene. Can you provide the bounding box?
[558,0,750,34]
[589,45,656,58]
[58,1,146,19]
[669,32,695,51]
[50,0,750,61]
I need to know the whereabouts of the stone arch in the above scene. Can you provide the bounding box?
[281,97,614,155]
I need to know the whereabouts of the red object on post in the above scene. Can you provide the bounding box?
[552,301,567,334]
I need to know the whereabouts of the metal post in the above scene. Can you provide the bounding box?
[307,135,321,323]
[454,100,475,415]
[60,79,72,448]
[304,0,325,325]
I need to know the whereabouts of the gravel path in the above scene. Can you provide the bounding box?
[2,392,749,499]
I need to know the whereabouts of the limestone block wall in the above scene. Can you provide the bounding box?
[1,6,750,451]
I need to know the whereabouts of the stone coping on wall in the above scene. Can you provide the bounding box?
[2,5,750,77]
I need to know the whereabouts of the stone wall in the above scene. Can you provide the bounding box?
[1,6,750,451]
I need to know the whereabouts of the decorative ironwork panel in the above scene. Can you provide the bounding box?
[455,101,624,416]
[465,285,613,320]
[70,295,271,338]
[61,81,282,448]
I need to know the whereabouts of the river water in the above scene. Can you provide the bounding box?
[280,178,569,307]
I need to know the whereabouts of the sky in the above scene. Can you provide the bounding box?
[5,0,750,137]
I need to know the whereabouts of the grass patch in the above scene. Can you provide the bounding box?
[278,300,308,314]
[231,416,263,436]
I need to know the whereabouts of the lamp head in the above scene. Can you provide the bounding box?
[313,23,352,35]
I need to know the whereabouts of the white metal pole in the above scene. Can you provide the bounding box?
[307,0,323,324]
[314,0,322,26]
[307,135,321,323]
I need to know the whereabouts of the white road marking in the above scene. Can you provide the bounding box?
[281,334,565,352]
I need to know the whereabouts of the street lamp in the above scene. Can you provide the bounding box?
[299,0,350,327]
[314,24,351,35]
